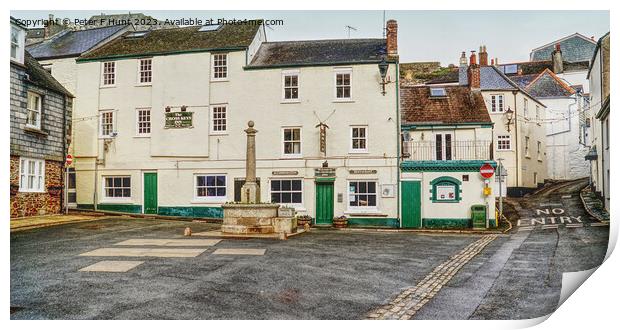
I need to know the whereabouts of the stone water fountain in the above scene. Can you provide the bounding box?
[221,121,298,238]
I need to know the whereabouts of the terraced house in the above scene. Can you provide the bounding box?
[70,20,401,227]
[10,17,74,217]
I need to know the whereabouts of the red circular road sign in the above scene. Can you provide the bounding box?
[480,163,495,179]
[66,154,73,165]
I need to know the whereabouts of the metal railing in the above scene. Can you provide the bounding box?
[403,140,493,161]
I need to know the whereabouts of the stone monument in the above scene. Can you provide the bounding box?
[221,121,298,237]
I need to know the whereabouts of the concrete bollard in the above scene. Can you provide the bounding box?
[184,227,192,236]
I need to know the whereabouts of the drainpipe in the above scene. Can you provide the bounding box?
[395,62,401,227]
[62,96,67,214]
[512,91,519,188]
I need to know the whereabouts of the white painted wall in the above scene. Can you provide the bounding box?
[481,91,548,188]
[73,49,400,219]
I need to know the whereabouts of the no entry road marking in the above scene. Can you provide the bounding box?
[115,239,221,247]
[79,248,207,258]
[590,222,610,227]
[561,195,572,199]
[79,260,144,272]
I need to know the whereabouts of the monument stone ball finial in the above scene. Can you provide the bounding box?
[248,120,254,128]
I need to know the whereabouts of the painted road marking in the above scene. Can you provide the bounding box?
[542,224,559,230]
[212,248,266,256]
[114,239,221,247]
[79,248,207,258]
[590,222,610,227]
[561,195,572,199]
[565,224,584,228]
[518,227,534,232]
[79,260,144,272]
[517,207,583,227]
[540,203,562,207]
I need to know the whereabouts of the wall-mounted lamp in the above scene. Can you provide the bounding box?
[378,57,392,96]
[504,107,514,132]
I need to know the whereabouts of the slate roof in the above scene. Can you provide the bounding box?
[27,25,126,60]
[400,86,492,125]
[479,66,517,90]
[248,38,386,68]
[500,60,590,75]
[507,69,575,98]
[530,33,597,63]
[79,23,262,61]
[24,51,73,97]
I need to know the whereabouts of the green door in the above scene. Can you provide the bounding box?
[401,181,422,228]
[315,181,334,225]
[143,173,158,214]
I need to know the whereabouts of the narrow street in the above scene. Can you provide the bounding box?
[412,178,610,320]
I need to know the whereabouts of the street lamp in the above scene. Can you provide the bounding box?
[504,107,514,132]
[378,57,391,96]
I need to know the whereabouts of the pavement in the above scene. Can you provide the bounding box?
[11,218,481,319]
[10,179,610,320]
[10,213,112,232]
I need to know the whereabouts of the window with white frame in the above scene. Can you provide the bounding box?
[282,71,299,101]
[537,141,542,158]
[497,135,511,150]
[348,181,377,208]
[138,58,152,84]
[19,157,45,192]
[136,108,151,136]
[335,69,352,100]
[195,174,227,199]
[351,126,368,152]
[211,105,227,133]
[100,110,115,137]
[102,62,115,86]
[26,91,42,129]
[525,136,530,156]
[212,53,228,80]
[270,179,302,204]
[491,95,504,113]
[103,176,131,198]
[524,99,529,119]
[535,105,540,121]
[283,127,301,156]
[11,26,22,62]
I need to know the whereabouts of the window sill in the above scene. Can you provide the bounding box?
[134,135,151,138]
[281,155,303,159]
[18,189,46,194]
[210,79,229,83]
[281,100,301,104]
[24,126,47,136]
[345,211,387,217]
[134,83,152,87]
[333,99,354,103]
[100,85,116,89]
[210,132,228,136]
[349,150,369,154]
[191,198,227,204]
[100,199,133,204]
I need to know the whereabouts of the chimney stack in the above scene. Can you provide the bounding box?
[459,51,467,66]
[386,20,398,59]
[552,43,564,74]
[479,45,488,66]
[468,51,480,89]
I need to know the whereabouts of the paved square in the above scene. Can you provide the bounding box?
[212,248,266,255]
[79,247,207,258]
[114,238,221,246]
[79,260,144,272]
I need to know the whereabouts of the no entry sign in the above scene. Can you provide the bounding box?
[66,154,73,166]
[480,163,494,179]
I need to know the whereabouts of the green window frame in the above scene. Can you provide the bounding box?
[430,176,462,203]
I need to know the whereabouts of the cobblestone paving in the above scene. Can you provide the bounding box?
[366,234,498,320]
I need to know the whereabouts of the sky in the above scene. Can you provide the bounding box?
[11,10,609,66]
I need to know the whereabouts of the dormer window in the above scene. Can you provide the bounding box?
[429,87,447,97]
[10,25,24,64]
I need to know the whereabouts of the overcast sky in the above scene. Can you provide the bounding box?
[11,10,609,66]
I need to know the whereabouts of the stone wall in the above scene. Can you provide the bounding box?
[10,155,64,218]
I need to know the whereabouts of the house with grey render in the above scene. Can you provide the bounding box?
[10,17,74,217]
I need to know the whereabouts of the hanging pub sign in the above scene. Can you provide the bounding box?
[165,111,194,129]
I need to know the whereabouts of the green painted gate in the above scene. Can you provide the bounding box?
[401,181,422,228]
[143,173,158,214]
[315,180,334,225]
